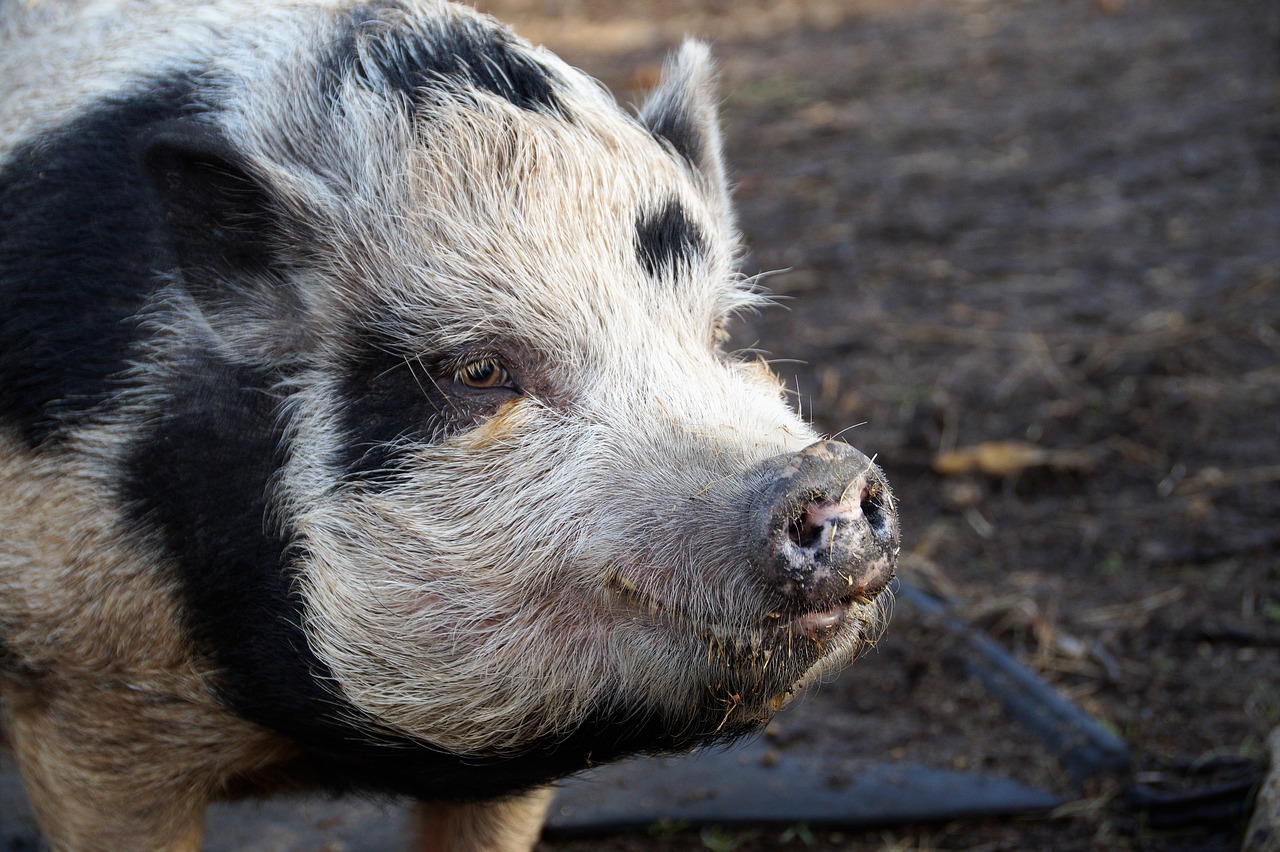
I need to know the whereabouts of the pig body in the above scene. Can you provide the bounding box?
[0,1,898,848]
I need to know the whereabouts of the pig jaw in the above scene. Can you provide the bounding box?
[602,563,893,732]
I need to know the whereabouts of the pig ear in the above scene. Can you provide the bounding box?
[144,122,281,280]
[143,121,310,361]
[638,40,727,198]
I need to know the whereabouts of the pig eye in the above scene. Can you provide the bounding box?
[456,357,512,390]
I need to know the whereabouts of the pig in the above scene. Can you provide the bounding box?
[0,0,899,849]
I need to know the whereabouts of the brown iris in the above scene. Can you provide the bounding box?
[457,358,509,389]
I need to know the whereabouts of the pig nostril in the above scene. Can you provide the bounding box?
[863,484,890,537]
[787,496,851,551]
[786,509,824,550]
[785,481,889,553]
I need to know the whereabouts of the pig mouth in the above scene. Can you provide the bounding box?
[603,568,884,658]
[602,566,891,735]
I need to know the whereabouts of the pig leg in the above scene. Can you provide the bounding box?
[3,692,208,851]
[416,786,554,852]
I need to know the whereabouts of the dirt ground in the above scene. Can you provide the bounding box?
[466,0,1280,849]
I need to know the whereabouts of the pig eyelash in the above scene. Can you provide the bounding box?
[455,356,518,391]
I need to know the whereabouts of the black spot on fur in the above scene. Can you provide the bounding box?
[0,78,370,757]
[117,347,402,761]
[0,78,197,445]
[636,198,708,279]
[336,2,568,118]
[336,341,454,485]
[120,351,334,735]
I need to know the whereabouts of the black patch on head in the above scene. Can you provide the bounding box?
[335,2,568,118]
[334,335,525,488]
[636,198,708,279]
[0,77,198,445]
[335,341,454,485]
[646,107,702,168]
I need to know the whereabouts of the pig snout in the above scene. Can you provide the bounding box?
[749,440,899,624]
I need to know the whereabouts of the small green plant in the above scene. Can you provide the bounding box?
[699,826,760,851]
[1248,680,1280,725]
[1095,551,1123,578]
[1262,601,1280,625]
[779,821,816,845]
[647,819,691,838]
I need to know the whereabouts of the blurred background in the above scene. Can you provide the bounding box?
[469,0,1279,848]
